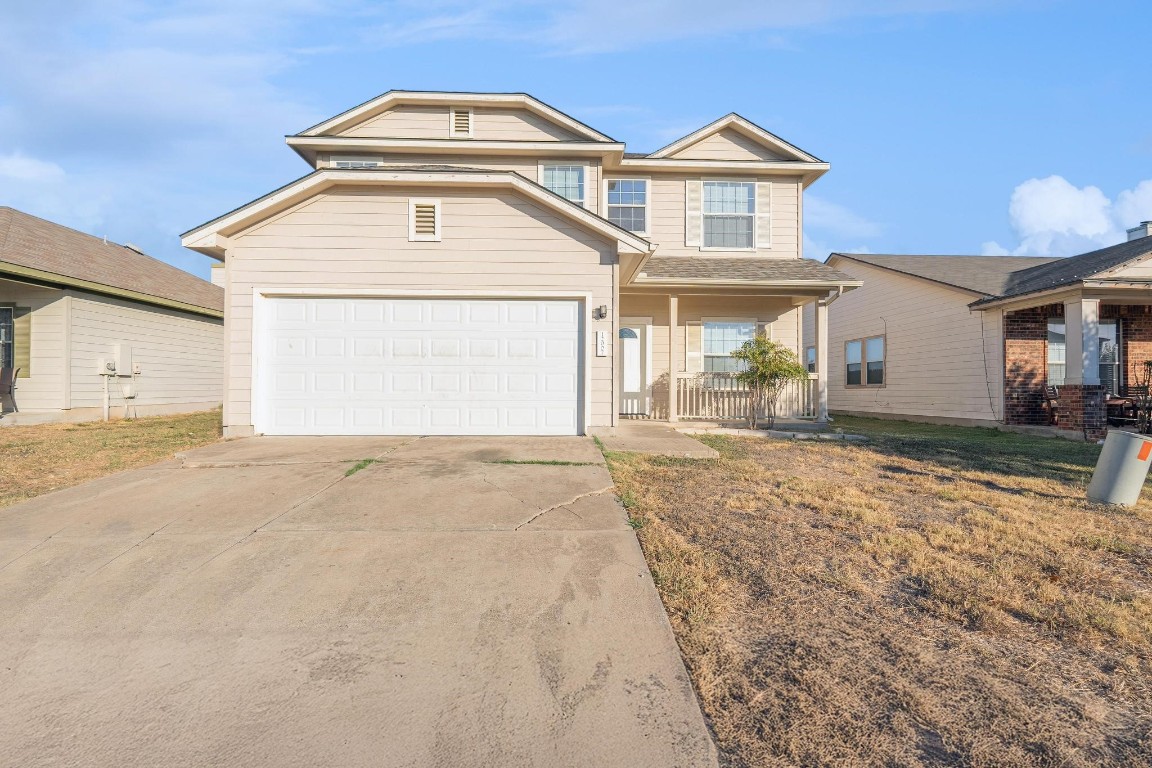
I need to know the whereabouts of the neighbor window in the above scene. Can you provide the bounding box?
[542,165,585,206]
[805,346,816,373]
[0,308,12,370]
[702,181,755,249]
[607,179,647,232]
[846,336,884,386]
[1048,319,1122,395]
[703,320,756,373]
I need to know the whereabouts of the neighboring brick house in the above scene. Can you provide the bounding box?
[805,222,1152,439]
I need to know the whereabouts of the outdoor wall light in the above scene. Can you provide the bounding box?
[594,304,609,320]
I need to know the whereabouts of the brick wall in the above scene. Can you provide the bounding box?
[1003,305,1056,425]
[1057,383,1106,440]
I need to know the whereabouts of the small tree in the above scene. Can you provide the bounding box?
[730,333,810,430]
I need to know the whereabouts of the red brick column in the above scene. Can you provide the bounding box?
[1004,306,1056,425]
[1057,384,1106,440]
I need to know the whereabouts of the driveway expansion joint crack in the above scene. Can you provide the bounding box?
[514,486,615,530]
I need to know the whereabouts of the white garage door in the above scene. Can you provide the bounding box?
[256,298,582,436]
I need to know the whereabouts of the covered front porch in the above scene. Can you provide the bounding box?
[614,287,840,426]
[1001,288,1152,440]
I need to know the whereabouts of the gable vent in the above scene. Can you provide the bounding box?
[409,199,441,242]
[450,107,473,138]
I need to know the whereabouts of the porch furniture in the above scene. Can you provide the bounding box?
[1105,395,1137,427]
[1125,385,1152,433]
[1043,386,1060,426]
[0,366,19,413]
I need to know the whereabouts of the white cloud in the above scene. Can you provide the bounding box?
[0,153,66,182]
[984,175,1152,256]
[805,195,882,239]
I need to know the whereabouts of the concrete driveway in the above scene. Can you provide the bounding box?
[0,435,717,768]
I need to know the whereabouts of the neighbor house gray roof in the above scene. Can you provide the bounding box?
[638,257,858,283]
[0,207,223,315]
[970,235,1152,305]
[830,253,1061,297]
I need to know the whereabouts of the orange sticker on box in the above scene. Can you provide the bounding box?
[1139,441,1152,462]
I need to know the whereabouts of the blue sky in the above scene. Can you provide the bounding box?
[1,0,1149,280]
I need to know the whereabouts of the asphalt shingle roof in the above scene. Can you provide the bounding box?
[639,257,857,283]
[831,253,1062,296]
[979,235,1152,303]
[0,207,222,314]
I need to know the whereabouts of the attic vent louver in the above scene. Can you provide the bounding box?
[450,107,473,138]
[409,199,441,242]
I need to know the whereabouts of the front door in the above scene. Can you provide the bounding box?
[619,321,648,415]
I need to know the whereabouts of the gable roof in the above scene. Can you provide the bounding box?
[297,90,616,142]
[181,167,654,258]
[0,207,223,317]
[649,113,823,163]
[969,235,1152,306]
[830,253,1061,297]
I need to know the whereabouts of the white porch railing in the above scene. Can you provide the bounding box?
[674,372,818,421]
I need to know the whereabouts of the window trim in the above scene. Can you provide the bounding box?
[845,335,885,388]
[603,176,649,235]
[805,345,816,374]
[539,162,588,208]
[449,106,474,138]
[700,179,758,252]
[408,198,442,242]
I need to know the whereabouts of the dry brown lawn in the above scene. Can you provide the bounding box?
[606,417,1152,767]
[0,410,222,508]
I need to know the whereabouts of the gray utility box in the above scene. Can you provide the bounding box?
[1087,430,1152,506]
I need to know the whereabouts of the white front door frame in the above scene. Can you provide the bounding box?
[618,315,653,416]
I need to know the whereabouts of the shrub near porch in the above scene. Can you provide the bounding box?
[606,417,1151,768]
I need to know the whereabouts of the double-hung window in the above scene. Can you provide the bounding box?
[702,181,755,249]
[846,336,884,386]
[0,308,12,370]
[703,320,756,373]
[542,165,585,207]
[607,179,647,233]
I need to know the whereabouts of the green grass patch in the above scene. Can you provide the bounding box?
[344,458,378,476]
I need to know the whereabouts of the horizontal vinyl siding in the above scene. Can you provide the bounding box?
[67,294,224,410]
[0,280,65,410]
[824,260,1001,421]
[668,129,784,162]
[226,185,616,432]
[336,105,583,141]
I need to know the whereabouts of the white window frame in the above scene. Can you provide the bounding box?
[845,335,885,387]
[540,163,587,208]
[330,155,384,169]
[700,179,758,252]
[408,198,442,242]
[449,106,474,138]
[604,177,649,235]
[701,317,758,374]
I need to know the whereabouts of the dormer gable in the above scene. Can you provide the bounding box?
[650,114,822,163]
[297,91,615,143]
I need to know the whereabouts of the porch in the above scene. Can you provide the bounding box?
[1002,293,1152,440]
[616,289,834,425]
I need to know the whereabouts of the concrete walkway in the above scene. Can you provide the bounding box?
[593,421,720,458]
[0,436,717,768]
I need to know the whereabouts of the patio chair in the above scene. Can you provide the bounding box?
[1043,385,1059,426]
[0,367,19,413]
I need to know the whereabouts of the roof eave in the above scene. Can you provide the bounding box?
[0,260,223,318]
[629,276,862,289]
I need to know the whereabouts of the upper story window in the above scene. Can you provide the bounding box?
[542,165,585,207]
[607,179,647,233]
[846,336,884,386]
[702,181,755,249]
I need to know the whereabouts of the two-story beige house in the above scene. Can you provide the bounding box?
[182,91,858,437]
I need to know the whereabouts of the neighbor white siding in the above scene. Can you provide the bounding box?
[0,280,66,410]
[816,260,1004,423]
[67,292,224,411]
[223,185,617,434]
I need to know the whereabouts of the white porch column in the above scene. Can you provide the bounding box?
[668,294,679,422]
[1063,297,1100,385]
[814,298,830,422]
